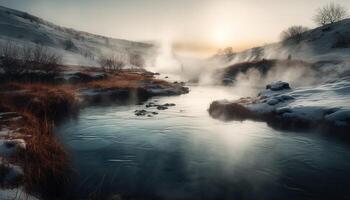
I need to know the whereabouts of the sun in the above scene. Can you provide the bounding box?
[212,26,234,47]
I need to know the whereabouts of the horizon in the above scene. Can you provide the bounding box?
[1,0,350,56]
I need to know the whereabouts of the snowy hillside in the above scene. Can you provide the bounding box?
[218,18,350,63]
[0,6,155,66]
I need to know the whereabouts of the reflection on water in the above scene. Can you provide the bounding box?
[56,86,350,200]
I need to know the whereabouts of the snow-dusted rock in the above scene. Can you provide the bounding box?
[143,82,189,96]
[80,81,189,103]
[209,78,350,132]
[0,139,26,158]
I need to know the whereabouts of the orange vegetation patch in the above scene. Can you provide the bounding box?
[85,71,170,90]
[0,83,77,121]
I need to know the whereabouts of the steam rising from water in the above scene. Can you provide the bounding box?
[147,37,349,97]
[153,38,182,74]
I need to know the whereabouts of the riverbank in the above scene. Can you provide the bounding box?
[0,67,189,199]
[209,79,350,134]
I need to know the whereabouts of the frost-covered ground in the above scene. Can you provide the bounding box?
[209,78,350,132]
[0,6,155,67]
[0,112,37,200]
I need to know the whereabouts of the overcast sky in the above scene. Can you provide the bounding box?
[1,0,350,54]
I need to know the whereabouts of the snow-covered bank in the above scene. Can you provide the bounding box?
[209,78,350,133]
[0,112,38,200]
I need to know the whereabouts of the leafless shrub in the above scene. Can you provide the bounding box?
[31,45,62,74]
[217,47,235,58]
[0,42,25,75]
[129,54,145,67]
[280,26,309,42]
[314,3,348,26]
[98,54,126,72]
[0,42,62,76]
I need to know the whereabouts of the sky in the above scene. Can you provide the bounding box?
[1,0,350,55]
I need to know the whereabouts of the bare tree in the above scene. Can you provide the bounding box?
[98,54,126,72]
[217,47,234,58]
[280,26,309,42]
[314,3,348,26]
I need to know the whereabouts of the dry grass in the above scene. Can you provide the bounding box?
[2,111,71,199]
[0,83,76,199]
[86,71,170,90]
[0,83,77,121]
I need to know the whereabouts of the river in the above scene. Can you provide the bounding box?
[56,85,350,200]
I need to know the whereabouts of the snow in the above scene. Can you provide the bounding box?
[210,77,350,130]
[0,188,38,200]
[0,112,32,199]
[216,18,350,65]
[254,78,350,126]
[0,128,11,137]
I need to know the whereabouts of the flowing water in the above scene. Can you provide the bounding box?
[56,85,350,200]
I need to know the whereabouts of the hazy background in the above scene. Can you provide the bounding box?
[1,0,350,56]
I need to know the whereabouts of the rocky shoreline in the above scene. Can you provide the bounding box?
[209,79,350,134]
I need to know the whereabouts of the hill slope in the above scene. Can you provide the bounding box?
[0,6,154,66]
[218,18,350,63]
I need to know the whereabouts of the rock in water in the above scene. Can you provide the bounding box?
[266,81,291,91]
[157,105,168,110]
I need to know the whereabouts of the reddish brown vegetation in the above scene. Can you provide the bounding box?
[0,68,184,198]
[0,83,77,121]
[0,83,77,198]
[12,113,71,199]
[85,71,170,90]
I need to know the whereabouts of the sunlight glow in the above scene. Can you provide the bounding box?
[212,25,235,48]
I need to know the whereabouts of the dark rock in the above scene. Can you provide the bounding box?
[164,103,176,107]
[157,105,168,110]
[266,81,291,91]
[135,110,147,116]
[208,100,254,121]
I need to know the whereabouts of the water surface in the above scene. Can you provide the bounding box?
[56,86,350,200]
